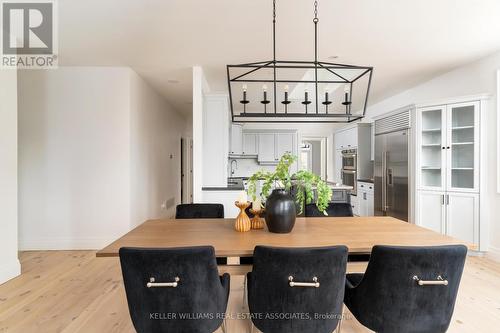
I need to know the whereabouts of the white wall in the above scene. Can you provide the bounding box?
[130,71,185,227]
[19,67,187,249]
[363,50,500,256]
[19,67,131,249]
[0,69,21,284]
[192,66,209,202]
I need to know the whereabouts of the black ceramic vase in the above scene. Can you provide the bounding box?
[265,189,296,233]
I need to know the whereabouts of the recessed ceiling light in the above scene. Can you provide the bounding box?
[167,79,180,84]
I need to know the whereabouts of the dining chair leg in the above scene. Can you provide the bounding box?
[336,304,344,333]
[221,318,227,333]
[242,275,248,310]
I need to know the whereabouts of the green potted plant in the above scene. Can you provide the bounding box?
[247,153,332,233]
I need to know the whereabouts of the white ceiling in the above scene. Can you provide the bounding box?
[59,0,500,115]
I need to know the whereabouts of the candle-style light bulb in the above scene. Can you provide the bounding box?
[345,84,350,102]
[284,84,289,92]
[262,84,268,92]
[240,83,249,112]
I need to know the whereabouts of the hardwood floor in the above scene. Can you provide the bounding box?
[0,251,499,332]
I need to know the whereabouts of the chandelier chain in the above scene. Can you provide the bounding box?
[313,0,318,22]
[273,0,276,22]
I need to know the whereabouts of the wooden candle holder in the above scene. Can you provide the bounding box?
[234,201,251,232]
[249,209,264,229]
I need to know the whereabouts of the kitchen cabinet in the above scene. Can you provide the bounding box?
[203,95,229,187]
[276,133,294,157]
[417,191,478,244]
[370,123,375,161]
[229,124,243,155]
[350,194,359,216]
[257,132,295,164]
[417,101,479,193]
[335,127,357,150]
[358,182,374,216]
[242,133,258,155]
[417,191,445,234]
[333,123,372,186]
[334,149,343,183]
[447,192,479,244]
[257,134,276,162]
[416,98,482,247]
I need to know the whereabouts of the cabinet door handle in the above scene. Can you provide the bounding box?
[446,194,450,205]
[441,194,445,205]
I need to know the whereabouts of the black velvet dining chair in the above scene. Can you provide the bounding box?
[305,202,353,217]
[119,246,230,333]
[247,245,348,333]
[344,245,467,333]
[175,203,227,265]
[175,203,224,219]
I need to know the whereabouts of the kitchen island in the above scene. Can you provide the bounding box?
[202,178,353,218]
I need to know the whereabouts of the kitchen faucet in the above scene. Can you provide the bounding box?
[230,160,238,176]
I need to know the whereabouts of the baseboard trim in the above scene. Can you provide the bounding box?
[19,236,122,251]
[0,259,21,285]
[486,246,500,263]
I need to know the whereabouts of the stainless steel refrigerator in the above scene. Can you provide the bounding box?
[374,111,410,221]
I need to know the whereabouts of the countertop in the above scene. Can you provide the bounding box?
[202,178,245,191]
[326,182,353,190]
[203,178,354,191]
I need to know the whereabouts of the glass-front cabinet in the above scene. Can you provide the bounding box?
[419,106,446,190]
[417,101,479,193]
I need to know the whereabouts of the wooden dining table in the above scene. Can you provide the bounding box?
[97,216,474,259]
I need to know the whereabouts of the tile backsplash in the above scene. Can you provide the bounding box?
[228,158,275,178]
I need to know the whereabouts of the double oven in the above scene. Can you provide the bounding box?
[341,149,357,195]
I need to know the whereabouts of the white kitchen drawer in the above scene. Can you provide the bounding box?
[357,181,374,194]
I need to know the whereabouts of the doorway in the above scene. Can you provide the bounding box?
[300,137,327,179]
[181,137,193,204]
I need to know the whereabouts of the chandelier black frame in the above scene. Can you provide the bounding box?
[226,0,373,123]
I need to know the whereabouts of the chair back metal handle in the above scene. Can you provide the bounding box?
[147,276,180,288]
[288,276,320,288]
[413,275,448,286]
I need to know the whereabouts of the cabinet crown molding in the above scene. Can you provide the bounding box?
[416,94,491,109]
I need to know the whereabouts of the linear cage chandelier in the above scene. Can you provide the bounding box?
[227,0,373,123]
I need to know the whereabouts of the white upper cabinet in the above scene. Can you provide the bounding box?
[417,101,479,192]
[203,95,229,187]
[242,133,258,155]
[276,133,294,157]
[258,133,276,163]
[335,127,358,150]
[418,105,447,191]
[229,124,243,155]
[257,132,296,164]
[446,102,479,192]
